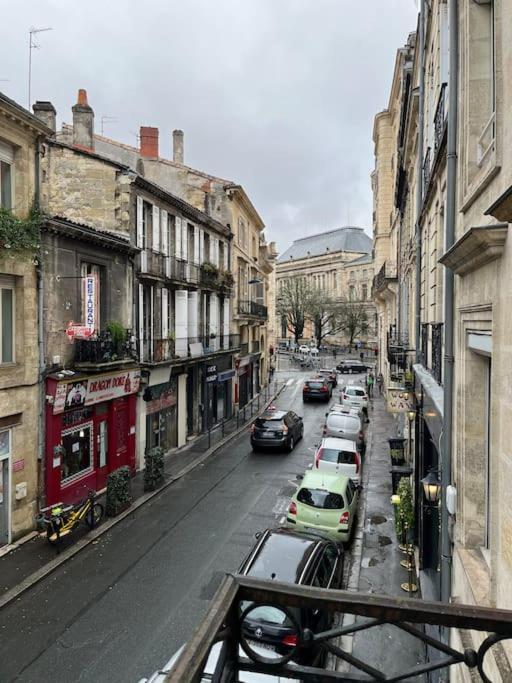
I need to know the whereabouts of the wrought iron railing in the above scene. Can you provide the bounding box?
[434,84,447,154]
[74,329,134,366]
[423,147,432,195]
[139,334,240,362]
[431,322,443,385]
[168,574,512,682]
[421,322,429,367]
[238,300,268,319]
[373,260,397,294]
[138,337,175,363]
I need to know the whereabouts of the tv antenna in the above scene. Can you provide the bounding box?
[28,26,53,108]
[101,115,118,136]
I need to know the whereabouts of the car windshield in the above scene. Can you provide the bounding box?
[255,419,283,430]
[307,381,324,388]
[319,447,357,464]
[346,387,365,396]
[297,487,344,509]
[328,416,360,431]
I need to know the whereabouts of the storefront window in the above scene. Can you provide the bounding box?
[61,422,93,484]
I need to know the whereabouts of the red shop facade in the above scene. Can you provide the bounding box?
[45,368,140,506]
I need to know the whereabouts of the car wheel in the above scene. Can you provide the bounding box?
[287,436,295,452]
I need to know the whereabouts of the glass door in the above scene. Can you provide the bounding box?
[0,429,11,546]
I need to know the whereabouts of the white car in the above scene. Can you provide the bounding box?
[340,384,369,411]
[314,436,362,484]
[309,347,319,356]
[139,642,300,683]
[298,344,310,353]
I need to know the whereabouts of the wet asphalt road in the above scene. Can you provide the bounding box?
[0,363,368,683]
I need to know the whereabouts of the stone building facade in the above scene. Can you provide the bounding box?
[276,226,376,347]
[0,93,52,544]
[374,1,512,678]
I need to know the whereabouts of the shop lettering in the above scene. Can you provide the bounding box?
[89,375,126,393]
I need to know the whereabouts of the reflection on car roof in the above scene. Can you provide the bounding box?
[245,529,318,584]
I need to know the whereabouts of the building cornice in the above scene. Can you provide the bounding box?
[485,184,512,223]
[439,223,508,276]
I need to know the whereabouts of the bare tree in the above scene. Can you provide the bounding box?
[277,276,313,345]
[335,299,369,351]
[308,290,339,348]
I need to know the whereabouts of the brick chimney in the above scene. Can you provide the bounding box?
[72,89,94,150]
[140,126,159,158]
[33,101,56,131]
[173,129,184,164]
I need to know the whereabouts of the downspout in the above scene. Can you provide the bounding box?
[35,137,46,508]
[415,0,425,363]
[441,0,458,605]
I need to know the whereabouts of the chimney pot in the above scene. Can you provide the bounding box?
[33,101,56,132]
[72,89,94,150]
[173,129,184,164]
[140,126,159,158]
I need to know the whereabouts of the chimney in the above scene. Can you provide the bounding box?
[173,129,184,164]
[33,101,56,132]
[72,89,94,150]
[140,126,159,158]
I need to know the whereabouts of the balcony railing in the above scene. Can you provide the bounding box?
[373,260,397,294]
[237,300,268,319]
[421,322,429,367]
[434,83,447,154]
[74,329,135,368]
[169,574,512,683]
[139,334,241,363]
[423,146,432,195]
[431,322,443,385]
[138,337,175,364]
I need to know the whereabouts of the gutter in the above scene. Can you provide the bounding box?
[441,0,459,605]
[35,136,46,508]
[415,1,425,362]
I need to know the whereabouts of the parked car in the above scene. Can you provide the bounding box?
[309,346,319,356]
[298,344,310,353]
[287,470,359,543]
[238,527,343,663]
[316,368,338,388]
[340,384,369,413]
[250,410,303,452]
[314,437,362,484]
[303,378,331,402]
[323,410,366,455]
[336,360,372,374]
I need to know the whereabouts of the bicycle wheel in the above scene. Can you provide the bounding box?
[86,503,104,529]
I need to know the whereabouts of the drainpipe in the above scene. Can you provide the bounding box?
[415,0,425,363]
[441,0,458,605]
[35,137,46,507]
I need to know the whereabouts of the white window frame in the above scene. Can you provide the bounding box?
[0,140,14,210]
[0,276,15,364]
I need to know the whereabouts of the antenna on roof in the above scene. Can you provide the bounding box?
[100,115,118,136]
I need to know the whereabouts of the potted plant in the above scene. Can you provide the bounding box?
[394,478,414,543]
[106,466,132,516]
[388,437,406,466]
[106,320,127,357]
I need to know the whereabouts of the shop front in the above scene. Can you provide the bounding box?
[202,356,234,428]
[45,369,140,506]
[237,357,253,408]
[144,378,178,453]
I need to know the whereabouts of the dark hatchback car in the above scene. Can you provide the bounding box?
[336,360,372,374]
[316,368,338,388]
[250,410,303,452]
[238,527,344,664]
[303,377,331,402]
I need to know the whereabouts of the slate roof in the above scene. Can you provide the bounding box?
[346,252,373,266]
[278,226,372,262]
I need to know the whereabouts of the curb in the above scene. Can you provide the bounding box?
[0,385,285,612]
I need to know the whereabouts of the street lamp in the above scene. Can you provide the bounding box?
[407,410,415,462]
[421,469,441,504]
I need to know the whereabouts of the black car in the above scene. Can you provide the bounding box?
[250,410,303,452]
[303,377,331,402]
[336,360,372,374]
[316,368,338,388]
[238,527,344,664]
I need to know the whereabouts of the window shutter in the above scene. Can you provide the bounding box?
[181,219,188,261]
[211,236,218,266]
[138,283,144,361]
[136,197,144,248]
[187,290,198,340]
[175,216,182,258]
[175,290,188,357]
[161,210,168,256]
[161,288,168,339]
[194,225,200,263]
[198,228,204,263]
[152,205,160,252]
[222,298,230,349]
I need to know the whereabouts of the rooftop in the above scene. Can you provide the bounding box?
[278,226,372,262]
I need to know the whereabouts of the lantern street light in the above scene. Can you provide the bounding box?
[407,410,415,462]
[421,469,441,504]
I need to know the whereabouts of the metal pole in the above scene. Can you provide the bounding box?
[415,1,426,363]
[441,0,459,605]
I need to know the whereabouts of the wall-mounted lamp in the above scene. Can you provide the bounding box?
[421,469,441,504]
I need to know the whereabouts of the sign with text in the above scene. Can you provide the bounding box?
[386,388,414,413]
[53,369,141,414]
[84,275,97,332]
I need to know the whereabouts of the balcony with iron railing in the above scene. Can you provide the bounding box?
[237,300,268,319]
[423,146,432,196]
[434,83,447,155]
[372,260,397,295]
[169,574,512,682]
[74,329,136,371]
[138,334,241,364]
[420,321,443,385]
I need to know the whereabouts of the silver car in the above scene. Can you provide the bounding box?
[323,410,365,454]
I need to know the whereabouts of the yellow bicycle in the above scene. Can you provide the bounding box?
[38,490,104,546]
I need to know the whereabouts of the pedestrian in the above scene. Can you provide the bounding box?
[377,372,384,396]
[359,351,364,362]
[367,371,374,398]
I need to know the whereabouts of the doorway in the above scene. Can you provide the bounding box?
[0,429,11,546]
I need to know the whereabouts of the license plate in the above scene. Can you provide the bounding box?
[261,433,274,439]
[247,640,276,652]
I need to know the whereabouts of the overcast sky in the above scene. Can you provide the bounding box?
[1,0,417,252]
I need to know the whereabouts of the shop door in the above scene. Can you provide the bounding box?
[0,457,9,546]
[187,370,194,435]
[239,372,248,407]
[112,399,129,470]
[96,418,109,491]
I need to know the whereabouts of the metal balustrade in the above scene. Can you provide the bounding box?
[74,329,135,367]
[237,300,268,318]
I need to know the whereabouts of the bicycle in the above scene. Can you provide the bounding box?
[37,490,104,546]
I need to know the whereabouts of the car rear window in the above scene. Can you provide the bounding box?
[239,603,295,627]
[297,487,344,509]
[319,447,357,464]
[307,381,324,388]
[255,419,283,430]
[346,387,365,396]
[327,415,360,431]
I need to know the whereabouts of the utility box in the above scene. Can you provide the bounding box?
[15,482,27,500]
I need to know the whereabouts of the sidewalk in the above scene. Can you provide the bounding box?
[342,394,426,680]
[0,382,281,604]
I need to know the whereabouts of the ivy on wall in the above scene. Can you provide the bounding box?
[0,205,43,254]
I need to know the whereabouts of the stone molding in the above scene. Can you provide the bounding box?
[439,223,508,276]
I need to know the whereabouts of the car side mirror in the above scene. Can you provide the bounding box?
[296,474,304,481]
[254,531,262,540]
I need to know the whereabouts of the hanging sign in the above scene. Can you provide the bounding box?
[386,388,414,413]
[84,275,97,332]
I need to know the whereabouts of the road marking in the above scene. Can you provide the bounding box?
[279,515,286,524]
[272,497,289,515]
[286,378,294,386]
